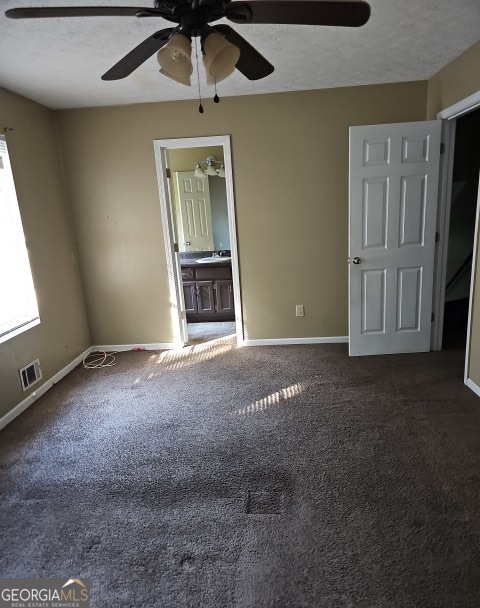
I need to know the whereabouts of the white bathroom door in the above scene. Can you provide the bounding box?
[175,171,214,252]
[349,120,442,356]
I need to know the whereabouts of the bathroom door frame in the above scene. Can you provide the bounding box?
[154,135,244,347]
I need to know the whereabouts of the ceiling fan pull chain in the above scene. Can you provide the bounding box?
[214,78,220,103]
[194,37,204,113]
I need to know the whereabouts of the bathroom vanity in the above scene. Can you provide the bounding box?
[181,259,234,322]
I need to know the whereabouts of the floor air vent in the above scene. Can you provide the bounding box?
[19,359,42,391]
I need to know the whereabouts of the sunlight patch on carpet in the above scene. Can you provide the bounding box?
[130,336,237,382]
[234,383,304,415]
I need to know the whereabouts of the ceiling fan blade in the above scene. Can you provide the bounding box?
[5,7,152,19]
[225,0,371,27]
[213,25,274,81]
[102,28,175,81]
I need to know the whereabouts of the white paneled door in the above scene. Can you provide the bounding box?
[349,120,442,356]
[175,171,214,252]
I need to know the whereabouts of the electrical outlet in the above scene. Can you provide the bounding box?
[296,304,305,317]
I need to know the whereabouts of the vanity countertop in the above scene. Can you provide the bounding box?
[180,258,231,268]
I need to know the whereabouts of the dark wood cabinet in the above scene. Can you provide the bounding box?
[182,281,197,313]
[215,280,234,314]
[181,267,195,281]
[181,264,234,321]
[196,280,215,313]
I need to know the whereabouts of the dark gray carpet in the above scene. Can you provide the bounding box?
[2,338,480,607]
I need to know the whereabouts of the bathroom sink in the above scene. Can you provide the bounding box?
[196,256,231,263]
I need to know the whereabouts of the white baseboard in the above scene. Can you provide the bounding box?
[244,336,349,346]
[91,343,178,352]
[0,347,92,431]
[465,377,480,399]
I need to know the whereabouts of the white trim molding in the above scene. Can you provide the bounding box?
[437,90,480,121]
[464,167,480,389]
[0,348,91,431]
[244,336,349,346]
[465,378,480,400]
[91,343,177,352]
[431,119,456,351]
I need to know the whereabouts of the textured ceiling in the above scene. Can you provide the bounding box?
[0,0,479,110]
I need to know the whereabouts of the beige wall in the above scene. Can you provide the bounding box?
[56,81,427,343]
[0,88,90,418]
[426,41,480,386]
[427,42,480,120]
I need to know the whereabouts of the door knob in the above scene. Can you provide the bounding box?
[352,257,361,265]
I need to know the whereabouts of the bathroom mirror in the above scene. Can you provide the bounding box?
[167,146,230,253]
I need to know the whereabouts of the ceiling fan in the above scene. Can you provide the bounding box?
[6,1,371,87]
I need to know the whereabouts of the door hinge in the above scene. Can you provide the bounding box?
[440,142,445,155]
[435,231,440,243]
[431,312,435,322]
[181,311,187,320]
[173,242,179,253]
[166,167,172,178]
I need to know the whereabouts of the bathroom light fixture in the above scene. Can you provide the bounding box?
[194,156,225,178]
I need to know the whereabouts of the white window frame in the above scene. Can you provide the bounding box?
[0,134,40,344]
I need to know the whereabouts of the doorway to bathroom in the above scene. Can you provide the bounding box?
[154,135,243,348]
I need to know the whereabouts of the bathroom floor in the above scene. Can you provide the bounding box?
[187,321,236,345]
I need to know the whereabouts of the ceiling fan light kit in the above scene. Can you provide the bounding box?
[203,60,235,87]
[202,32,241,80]
[157,33,193,85]
[6,1,371,101]
[156,30,240,87]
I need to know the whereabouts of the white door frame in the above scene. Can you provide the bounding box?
[431,90,480,381]
[153,135,244,347]
[465,171,480,392]
[430,118,457,351]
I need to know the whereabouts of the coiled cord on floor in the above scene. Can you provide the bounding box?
[83,351,117,369]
